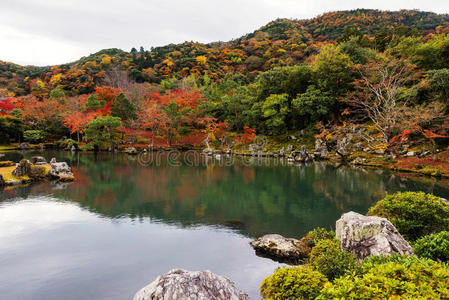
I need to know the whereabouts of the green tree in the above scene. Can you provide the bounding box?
[262,93,289,135]
[83,116,122,149]
[85,94,105,111]
[111,93,137,121]
[340,37,378,64]
[313,44,353,95]
[254,65,313,101]
[49,87,66,103]
[23,129,46,143]
[428,69,449,101]
[0,116,23,143]
[293,85,335,123]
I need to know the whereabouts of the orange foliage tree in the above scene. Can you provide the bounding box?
[63,111,95,142]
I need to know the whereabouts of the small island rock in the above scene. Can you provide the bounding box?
[31,156,47,165]
[336,211,413,260]
[49,158,74,182]
[133,269,248,300]
[250,234,302,263]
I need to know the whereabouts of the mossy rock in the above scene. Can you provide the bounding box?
[28,165,47,179]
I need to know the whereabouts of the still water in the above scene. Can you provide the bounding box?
[1,151,449,299]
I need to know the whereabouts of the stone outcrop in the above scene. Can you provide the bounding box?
[12,159,31,177]
[250,234,302,263]
[315,139,328,157]
[126,147,138,155]
[133,269,248,300]
[49,158,74,182]
[18,143,29,150]
[336,211,413,260]
[31,156,47,165]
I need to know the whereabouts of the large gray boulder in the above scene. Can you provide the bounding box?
[250,234,301,263]
[133,269,248,300]
[336,211,413,260]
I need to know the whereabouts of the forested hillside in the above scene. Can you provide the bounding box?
[1,9,449,170]
[1,9,449,97]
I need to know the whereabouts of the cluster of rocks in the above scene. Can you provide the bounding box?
[0,156,74,186]
[203,147,232,156]
[250,211,412,262]
[131,200,430,299]
[132,211,413,300]
[125,147,138,155]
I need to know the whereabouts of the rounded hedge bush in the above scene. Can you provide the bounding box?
[23,130,46,143]
[414,231,449,262]
[309,238,357,281]
[260,266,328,299]
[318,255,449,299]
[367,192,449,241]
[296,227,335,261]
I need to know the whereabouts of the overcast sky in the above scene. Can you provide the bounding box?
[0,0,448,66]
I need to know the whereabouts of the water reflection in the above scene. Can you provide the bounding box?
[2,151,449,238]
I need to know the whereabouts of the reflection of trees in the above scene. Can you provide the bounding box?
[2,152,449,239]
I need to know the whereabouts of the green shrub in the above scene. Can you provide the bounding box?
[309,238,358,281]
[414,231,449,262]
[318,255,449,299]
[56,138,78,149]
[23,130,46,143]
[260,266,328,300]
[296,227,335,261]
[367,192,449,241]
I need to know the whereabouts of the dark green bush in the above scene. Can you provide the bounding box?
[309,238,358,281]
[414,231,449,262]
[318,255,449,299]
[260,266,328,300]
[23,130,46,143]
[296,227,335,261]
[367,192,449,241]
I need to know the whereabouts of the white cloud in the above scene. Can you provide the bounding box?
[0,0,448,66]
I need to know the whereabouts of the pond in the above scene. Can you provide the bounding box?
[1,150,449,300]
